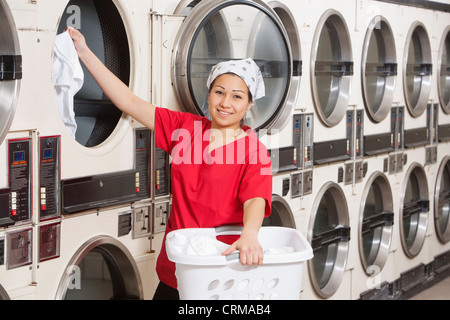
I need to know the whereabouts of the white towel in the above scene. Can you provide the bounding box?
[53,31,84,138]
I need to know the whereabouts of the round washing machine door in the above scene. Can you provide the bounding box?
[438,26,450,114]
[400,163,430,258]
[311,10,353,127]
[358,172,394,274]
[308,182,350,299]
[435,156,450,243]
[0,0,21,145]
[262,195,296,228]
[403,22,432,118]
[172,0,300,134]
[361,16,397,123]
[0,284,10,300]
[56,0,130,147]
[55,236,143,300]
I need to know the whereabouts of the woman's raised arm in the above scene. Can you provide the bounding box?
[67,27,156,131]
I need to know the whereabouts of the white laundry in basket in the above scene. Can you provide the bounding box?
[173,232,296,256]
[170,233,229,256]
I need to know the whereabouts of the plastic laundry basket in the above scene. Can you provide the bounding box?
[166,226,313,300]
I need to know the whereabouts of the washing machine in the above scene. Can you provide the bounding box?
[0,0,41,300]
[348,1,402,299]
[399,7,434,151]
[427,11,450,280]
[352,157,398,299]
[287,0,359,300]
[22,0,160,299]
[430,152,450,275]
[393,148,434,293]
[393,4,449,295]
[294,160,353,300]
[437,22,450,138]
[359,2,401,157]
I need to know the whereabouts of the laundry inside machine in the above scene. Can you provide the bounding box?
[57,0,129,147]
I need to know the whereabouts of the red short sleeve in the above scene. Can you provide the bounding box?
[238,139,272,217]
[154,107,202,154]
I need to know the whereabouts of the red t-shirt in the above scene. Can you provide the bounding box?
[154,107,272,289]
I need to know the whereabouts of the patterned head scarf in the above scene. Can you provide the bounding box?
[206,58,265,101]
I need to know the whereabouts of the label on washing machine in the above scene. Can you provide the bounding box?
[293,114,302,169]
[135,128,150,198]
[8,138,31,223]
[39,136,60,221]
[155,146,170,197]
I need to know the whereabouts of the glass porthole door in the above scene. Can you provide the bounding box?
[435,157,450,243]
[359,173,394,273]
[361,16,397,123]
[438,26,450,114]
[311,10,353,127]
[308,182,350,298]
[263,195,296,228]
[400,164,429,257]
[172,0,300,133]
[403,22,432,118]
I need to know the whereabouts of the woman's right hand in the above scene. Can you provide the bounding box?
[66,26,89,58]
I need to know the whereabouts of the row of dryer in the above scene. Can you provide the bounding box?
[0,0,449,300]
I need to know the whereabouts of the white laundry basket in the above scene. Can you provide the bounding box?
[166,226,313,300]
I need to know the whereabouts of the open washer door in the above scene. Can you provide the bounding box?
[172,0,299,134]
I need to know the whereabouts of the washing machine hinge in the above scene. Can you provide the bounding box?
[361,211,394,236]
[315,60,353,77]
[365,62,397,77]
[311,225,350,253]
[406,63,432,77]
[403,199,430,219]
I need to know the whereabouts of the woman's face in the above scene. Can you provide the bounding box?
[208,73,253,130]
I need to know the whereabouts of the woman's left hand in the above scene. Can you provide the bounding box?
[222,231,263,266]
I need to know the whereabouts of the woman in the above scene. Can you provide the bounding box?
[67,27,272,300]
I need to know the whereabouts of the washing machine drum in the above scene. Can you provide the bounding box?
[56,236,143,300]
[57,0,130,147]
[263,195,296,228]
[0,0,22,145]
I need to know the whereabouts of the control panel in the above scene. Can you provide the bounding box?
[39,136,60,221]
[8,138,31,223]
[135,128,151,198]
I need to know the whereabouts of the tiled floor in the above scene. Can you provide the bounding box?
[409,276,450,300]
